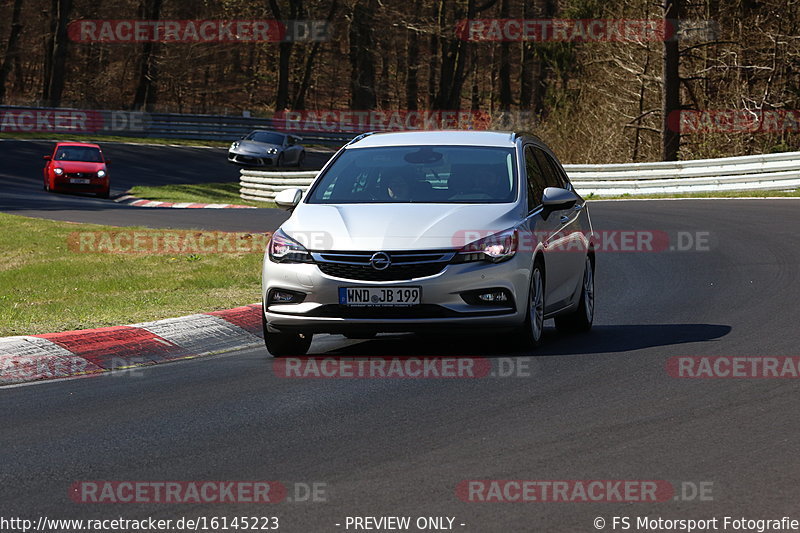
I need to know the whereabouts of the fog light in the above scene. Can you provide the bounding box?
[267,289,306,304]
[478,291,508,303]
[460,288,515,308]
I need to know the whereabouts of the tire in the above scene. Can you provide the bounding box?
[261,307,312,357]
[98,186,110,199]
[296,151,305,167]
[44,176,50,192]
[276,154,284,168]
[554,255,594,334]
[518,260,545,349]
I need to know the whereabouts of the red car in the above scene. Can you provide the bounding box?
[43,142,111,198]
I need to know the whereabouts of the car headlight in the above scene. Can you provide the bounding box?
[268,229,313,263]
[453,228,518,264]
[54,168,63,175]
[267,148,278,155]
[97,169,106,178]
[230,141,239,150]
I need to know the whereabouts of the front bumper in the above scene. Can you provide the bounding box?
[262,253,530,334]
[228,151,276,166]
[53,175,109,193]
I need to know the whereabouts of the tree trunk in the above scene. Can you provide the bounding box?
[661,0,681,161]
[132,0,162,111]
[498,0,512,110]
[0,0,24,104]
[42,0,72,107]
[269,0,301,111]
[405,0,420,111]
[348,0,378,109]
[294,0,338,110]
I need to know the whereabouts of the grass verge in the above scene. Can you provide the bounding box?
[0,212,266,336]
[127,182,275,208]
[587,188,800,200]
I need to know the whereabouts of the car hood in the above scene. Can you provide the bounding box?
[52,161,105,172]
[282,203,520,251]
[235,140,280,153]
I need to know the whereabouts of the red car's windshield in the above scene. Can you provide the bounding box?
[55,147,103,162]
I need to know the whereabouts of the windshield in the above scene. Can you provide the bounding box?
[54,147,103,162]
[307,145,517,204]
[246,131,285,144]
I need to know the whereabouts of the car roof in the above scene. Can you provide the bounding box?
[346,130,518,148]
[55,142,101,149]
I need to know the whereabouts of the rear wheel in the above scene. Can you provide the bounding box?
[554,255,594,333]
[518,260,545,349]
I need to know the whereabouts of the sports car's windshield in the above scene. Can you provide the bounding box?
[246,131,285,144]
[307,145,517,204]
[55,147,102,162]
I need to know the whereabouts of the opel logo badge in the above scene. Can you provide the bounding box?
[370,252,391,271]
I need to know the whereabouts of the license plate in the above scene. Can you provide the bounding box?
[339,286,421,307]
[70,178,90,184]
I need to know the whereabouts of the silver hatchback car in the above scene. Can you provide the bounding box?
[262,130,595,356]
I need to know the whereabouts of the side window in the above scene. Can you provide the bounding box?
[533,148,566,189]
[524,145,547,211]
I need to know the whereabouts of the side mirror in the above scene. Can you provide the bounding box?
[43,155,51,161]
[104,159,112,165]
[274,188,303,210]
[542,187,578,210]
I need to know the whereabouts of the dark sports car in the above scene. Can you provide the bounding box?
[227,130,305,167]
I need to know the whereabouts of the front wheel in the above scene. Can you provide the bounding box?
[554,255,594,333]
[296,151,305,167]
[262,309,312,356]
[265,331,312,357]
[276,153,284,168]
[518,261,545,349]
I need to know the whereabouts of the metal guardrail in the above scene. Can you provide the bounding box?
[0,105,353,145]
[563,151,800,195]
[240,151,800,202]
[239,169,319,202]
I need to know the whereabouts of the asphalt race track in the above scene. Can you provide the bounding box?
[0,139,334,231]
[2,140,800,531]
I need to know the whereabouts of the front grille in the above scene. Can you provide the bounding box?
[312,250,454,281]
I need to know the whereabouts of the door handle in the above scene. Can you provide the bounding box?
[560,215,570,224]
[573,203,584,210]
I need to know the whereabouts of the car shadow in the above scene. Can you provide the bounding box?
[317,323,732,358]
